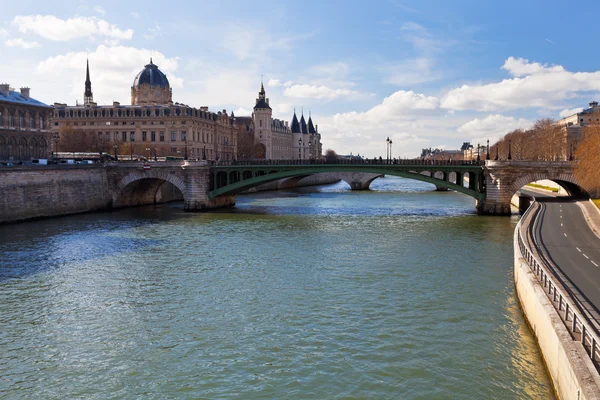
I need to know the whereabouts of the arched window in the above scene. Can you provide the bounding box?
[0,111,3,126]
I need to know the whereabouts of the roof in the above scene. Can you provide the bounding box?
[132,59,170,88]
[0,90,50,108]
[291,112,301,133]
[308,116,316,134]
[300,114,307,133]
[254,98,271,110]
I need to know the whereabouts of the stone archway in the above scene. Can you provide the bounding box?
[509,171,587,197]
[114,171,187,207]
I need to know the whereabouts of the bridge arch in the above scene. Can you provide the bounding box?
[114,171,186,208]
[510,171,588,197]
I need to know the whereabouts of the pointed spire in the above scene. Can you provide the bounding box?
[291,110,301,133]
[150,57,153,64]
[84,58,93,105]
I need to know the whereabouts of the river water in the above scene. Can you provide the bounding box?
[0,177,554,399]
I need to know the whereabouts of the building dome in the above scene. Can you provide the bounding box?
[132,58,170,89]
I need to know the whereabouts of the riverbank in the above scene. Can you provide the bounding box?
[514,204,600,400]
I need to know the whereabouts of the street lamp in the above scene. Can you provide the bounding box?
[495,144,499,161]
[113,144,118,161]
[486,139,490,161]
[508,139,512,160]
[476,143,480,162]
[184,139,188,161]
[154,147,157,161]
[202,145,206,160]
[389,139,393,162]
[298,138,303,161]
[386,137,390,163]
[308,140,312,160]
[146,147,150,161]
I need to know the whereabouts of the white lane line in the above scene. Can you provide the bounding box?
[560,215,563,219]
[561,223,564,227]
[564,233,568,237]
[584,254,589,259]
[593,261,599,267]
[577,247,582,252]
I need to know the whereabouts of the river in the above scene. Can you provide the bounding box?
[0,176,554,399]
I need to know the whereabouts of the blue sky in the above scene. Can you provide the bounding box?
[2,0,599,157]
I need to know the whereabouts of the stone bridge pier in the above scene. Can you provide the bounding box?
[106,162,234,211]
[335,172,382,190]
[479,161,586,215]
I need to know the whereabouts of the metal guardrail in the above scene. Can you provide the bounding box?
[517,202,600,367]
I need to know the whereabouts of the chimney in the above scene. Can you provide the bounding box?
[0,83,9,97]
[113,101,120,107]
[590,101,599,109]
[20,87,30,99]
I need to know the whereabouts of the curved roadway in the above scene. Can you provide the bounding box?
[529,194,600,310]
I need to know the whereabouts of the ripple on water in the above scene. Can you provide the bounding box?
[0,177,554,399]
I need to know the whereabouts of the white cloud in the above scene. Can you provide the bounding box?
[559,107,584,118]
[0,29,8,37]
[5,38,40,49]
[144,24,161,40]
[94,5,106,16]
[309,62,350,78]
[441,56,600,111]
[130,12,140,19]
[457,114,533,144]
[284,84,360,100]
[12,15,133,41]
[36,45,182,104]
[233,107,252,116]
[220,25,307,61]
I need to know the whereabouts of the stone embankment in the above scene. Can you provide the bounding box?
[514,205,600,400]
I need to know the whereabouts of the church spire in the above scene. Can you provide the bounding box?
[84,58,93,105]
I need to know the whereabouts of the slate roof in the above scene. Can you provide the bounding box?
[291,112,301,133]
[132,59,170,88]
[300,114,307,134]
[254,98,271,110]
[0,90,50,108]
[308,116,316,134]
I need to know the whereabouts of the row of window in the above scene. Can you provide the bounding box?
[93,131,234,145]
[0,113,45,129]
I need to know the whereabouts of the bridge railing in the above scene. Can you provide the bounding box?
[211,159,486,167]
[517,202,600,368]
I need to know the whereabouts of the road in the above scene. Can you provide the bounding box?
[532,197,600,310]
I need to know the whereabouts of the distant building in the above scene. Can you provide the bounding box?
[233,83,323,160]
[556,101,600,159]
[0,83,52,162]
[51,59,237,161]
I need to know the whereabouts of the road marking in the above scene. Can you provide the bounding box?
[564,233,568,237]
[584,254,589,259]
[561,223,564,227]
[577,247,582,252]
[560,215,563,219]
[593,261,599,267]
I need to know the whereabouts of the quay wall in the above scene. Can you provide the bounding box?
[0,165,112,224]
[513,224,600,400]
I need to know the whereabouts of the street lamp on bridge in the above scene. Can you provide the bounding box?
[146,147,151,161]
[508,139,512,160]
[486,139,490,161]
[298,138,303,161]
[386,137,390,163]
[113,144,118,161]
[52,133,60,160]
[476,143,480,162]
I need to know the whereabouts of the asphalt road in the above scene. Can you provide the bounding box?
[533,198,600,310]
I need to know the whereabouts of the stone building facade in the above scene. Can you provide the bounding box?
[51,60,237,161]
[557,101,600,159]
[0,84,52,162]
[234,84,322,160]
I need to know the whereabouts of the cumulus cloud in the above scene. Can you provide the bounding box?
[12,15,133,41]
[36,45,181,104]
[0,29,8,37]
[94,5,106,16]
[380,57,441,85]
[5,38,40,49]
[457,114,533,143]
[441,56,600,111]
[284,84,360,100]
[559,107,584,118]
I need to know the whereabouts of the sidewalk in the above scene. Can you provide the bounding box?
[579,200,600,239]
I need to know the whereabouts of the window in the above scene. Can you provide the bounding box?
[90,122,95,126]
[114,132,119,142]
[142,131,147,141]
[74,122,79,126]
[106,132,110,141]
[20,116,24,128]
[0,111,2,126]
[30,118,35,129]
[260,119,262,128]
[122,122,127,125]
[160,121,165,125]
[105,122,111,126]
[151,131,156,142]
[130,131,135,142]
[181,131,187,141]
[122,131,127,142]
[171,131,176,141]
[160,131,165,142]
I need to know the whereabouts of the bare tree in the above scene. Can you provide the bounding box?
[575,125,600,196]
[325,149,338,163]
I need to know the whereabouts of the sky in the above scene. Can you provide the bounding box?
[1,0,599,158]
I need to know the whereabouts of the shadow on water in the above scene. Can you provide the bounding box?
[0,203,188,282]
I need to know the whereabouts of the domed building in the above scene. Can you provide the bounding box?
[131,59,172,105]
[51,59,237,162]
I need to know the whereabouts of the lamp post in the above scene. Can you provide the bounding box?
[386,137,390,163]
[476,143,480,162]
[508,139,512,160]
[184,139,188,161]
[113,144,118,161]
[146,147,150,161]
[52,133,60,160]
[298,138,303,161]
[202,145,206,161]
[154,147,157,161]
[495,144,499,161]
[486,139,490,161]
[389,139,393,162]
